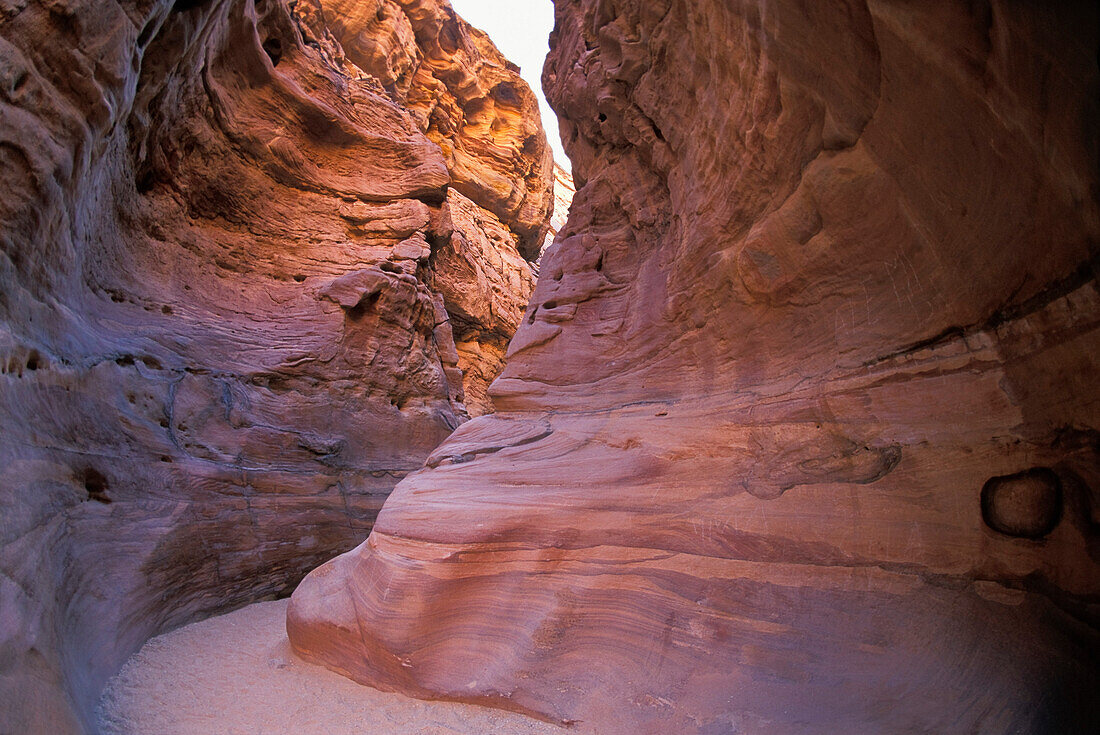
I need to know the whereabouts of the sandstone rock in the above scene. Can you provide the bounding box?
[540,163,575,257]
[391,233,432,261]
[289,1,1100,733]
[322,0,556,258]
[981,467,1064,539]
[431,188,537,416]
[0,0,549,731]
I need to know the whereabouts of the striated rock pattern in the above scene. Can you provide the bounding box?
[289,1,1100,733]
[432,187,536,416]
[316,0,554,259]
[540,163,575,256]
[0,0,550,731]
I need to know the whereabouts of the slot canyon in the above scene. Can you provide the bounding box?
[1,0,1098,733]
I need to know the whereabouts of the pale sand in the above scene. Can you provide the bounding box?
[96,599,567,735]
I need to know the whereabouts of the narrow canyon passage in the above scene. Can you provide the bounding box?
[2,0,564,730]
[287,1,1100,733]
[2,0,1099,734]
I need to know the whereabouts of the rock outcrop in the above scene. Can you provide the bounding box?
[289,1,1100,733]
[0,0,551,731]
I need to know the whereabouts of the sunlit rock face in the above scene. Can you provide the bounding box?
[541,163,575,256]
[0,0,551,730]
[317,0,554,259]
[289,1,1100,732]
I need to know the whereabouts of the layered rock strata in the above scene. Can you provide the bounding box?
[289,1,1100,733]
[540,163,575,256]
[0,0,551,731]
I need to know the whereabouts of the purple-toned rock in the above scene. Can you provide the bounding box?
[0,0,549,731]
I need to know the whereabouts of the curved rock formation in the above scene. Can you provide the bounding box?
[0,0,551,731]
[289,1,1100,733]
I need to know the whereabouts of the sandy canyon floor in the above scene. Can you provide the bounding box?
[96,599,568,735]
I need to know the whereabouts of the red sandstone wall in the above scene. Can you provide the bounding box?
[0,0,551,730]
[289,2,1100,732]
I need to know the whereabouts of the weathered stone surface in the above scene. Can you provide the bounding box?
[289,1,1100,733]
[540,163,575,256]
[322,0,556,258]
[981,467,1064,539]
[431,188,536,416]
[0,0,548,731]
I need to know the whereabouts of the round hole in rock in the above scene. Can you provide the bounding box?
[981,467,1062,539]
[80,467,112,504]
[11,70,28,94]
[347,292,380,321]
[492,81,521,106]
[262,37,283,66]
[438,18,461,54]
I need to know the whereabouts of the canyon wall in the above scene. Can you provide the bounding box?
[289,1,1100,733]
[0,0,552,731]
[540,162,575,256]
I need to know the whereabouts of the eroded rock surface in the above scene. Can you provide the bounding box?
[540,163,575,256]
[0,0,550,731]
[289,2,1100,733]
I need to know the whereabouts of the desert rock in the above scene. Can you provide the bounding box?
[540,163,575,256]
[289,2,1100,733]
[0,0,550,731]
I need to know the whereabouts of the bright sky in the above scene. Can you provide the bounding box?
[449,0,568,164]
